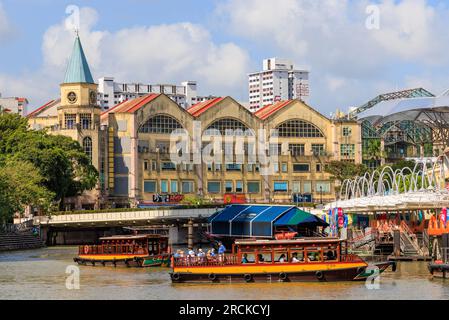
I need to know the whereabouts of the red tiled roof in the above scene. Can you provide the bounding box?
[16,97,28,103]
[187,97,224,117]
[27,99,59,118]
[254,100,294,120]
[101,94,160,120]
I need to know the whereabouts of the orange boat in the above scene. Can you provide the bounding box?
[170,237,396,283]
[74,234,171,268]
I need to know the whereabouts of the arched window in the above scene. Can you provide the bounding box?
[274,120,324,138]
[83,137,93,161]
[139,115,183,134]
[204,118,254,136]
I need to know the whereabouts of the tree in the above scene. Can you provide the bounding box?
[0,113,98,210]
[325,161,368,185]
[363,139,385,162]
[0,160,54,225]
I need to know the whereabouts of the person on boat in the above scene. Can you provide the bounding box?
[173,250,181,259]
[241,253,249,264]
[197,248,206,263]
[326,249,336,260]
[291,253,300,263]
[218,242,226,262]
[257,254,265,263]
[278,254,287,263]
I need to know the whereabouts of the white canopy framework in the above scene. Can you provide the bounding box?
[326,156,449,213]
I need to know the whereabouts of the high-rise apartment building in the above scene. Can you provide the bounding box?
[97,77,215,110]
[248,58,310,112]
[0,94,28,116]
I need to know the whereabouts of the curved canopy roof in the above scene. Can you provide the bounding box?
[358,95,449,125]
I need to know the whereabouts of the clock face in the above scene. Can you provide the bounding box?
[67,91,77,104]
[90,91,97,104]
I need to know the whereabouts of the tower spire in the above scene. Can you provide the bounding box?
[63,34,94,84]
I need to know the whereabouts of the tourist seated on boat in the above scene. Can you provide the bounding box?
[291,253,300,263]
[173,250,181,259]
[326,249,336,261]
[257,254,265,263]
[197,249,206,263]
[241,253,249,264]
[278,254,287,263]
[308,253,317,262]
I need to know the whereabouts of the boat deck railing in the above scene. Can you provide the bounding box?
[79,244,148,256]
[173,253,364,267]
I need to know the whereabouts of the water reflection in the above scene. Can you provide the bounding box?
[0,247,449,300]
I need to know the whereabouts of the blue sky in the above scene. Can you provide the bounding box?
[2,0,449,115]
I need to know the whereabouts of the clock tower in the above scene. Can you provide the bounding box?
[58,34,101,170]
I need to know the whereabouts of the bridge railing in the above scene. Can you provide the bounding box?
[35,208,218,225]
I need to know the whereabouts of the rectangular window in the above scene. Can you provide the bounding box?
[247,181,260,193]
[311,144,325,156]
[80,114,92,130]
[144,180,157,193]
[273,163,279,173]
[316,163,322,172]
[292,181,301,193]
[303,181,312,193]
[170,180,178,193]
[182,181,194,193]
[281,163,288,173]
[341,144,355,157]
[274,181,288,192]
[269,143,282,156]
[161,162,176,170]
[247,164,254,173]
[226,163,242,171]
[215,163,222,171]
[151,161,157,171]
[236,181,243,193]
[343,127,352,137]
[225,181,233,193]
[65,114,76,129]
[293,163,310,172]
[207,163,213,171]
[316,181,331,193]
[161,180,168,193]
[289,144,305,156]
[208,181,221,193]
[144,161,148,171]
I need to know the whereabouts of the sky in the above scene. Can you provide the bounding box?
[2,0,449,116]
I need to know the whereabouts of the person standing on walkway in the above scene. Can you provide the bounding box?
[218,242,226,263]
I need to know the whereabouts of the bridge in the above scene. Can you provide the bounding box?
[33,207,221,246]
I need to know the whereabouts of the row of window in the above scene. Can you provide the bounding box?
[136,114,330,140]
[64,113,93,130]
[142,180,331,194]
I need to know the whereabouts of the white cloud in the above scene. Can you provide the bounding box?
[40,8,250,100]
[217,0,449,112]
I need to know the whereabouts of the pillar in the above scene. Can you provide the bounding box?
[393,229,401,257]
[187,219,194,250]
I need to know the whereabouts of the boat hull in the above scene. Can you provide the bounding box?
[170,261,395,283]
[74,254,171,268]
[428,262,449,279]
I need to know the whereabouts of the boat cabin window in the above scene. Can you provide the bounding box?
[290,249,305,263]
[241,252,256,264]
[305,247,323,262]
[257,252,272,263]
[324,245,338,261]
[274,252,288,263]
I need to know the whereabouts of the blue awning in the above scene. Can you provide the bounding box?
[209,205,297,238]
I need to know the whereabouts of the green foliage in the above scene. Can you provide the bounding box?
[362,139,385,161]
[181,195,212,207]
[0,112,98,215]
[325,161,368,184]
[0,160,54,224]
[388,159,416,172]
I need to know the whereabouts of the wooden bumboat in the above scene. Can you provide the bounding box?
[170,238,396,283]
[74,234,171,268]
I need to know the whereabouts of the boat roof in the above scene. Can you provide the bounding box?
[234,237,342,246]
[99,234,167,241]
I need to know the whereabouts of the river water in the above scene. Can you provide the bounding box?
[0,247,448,300]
